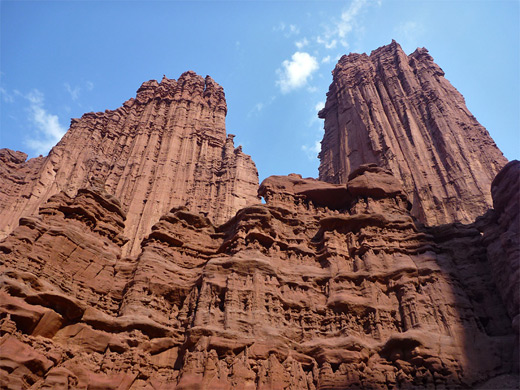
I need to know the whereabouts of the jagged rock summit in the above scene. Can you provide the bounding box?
[0,72,260,256]
[0,44,518,389]
[318,40,507,226]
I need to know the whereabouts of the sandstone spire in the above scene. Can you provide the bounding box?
[318,40,507,225]
[0,72,259,255]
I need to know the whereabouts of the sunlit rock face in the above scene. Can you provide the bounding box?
[0,72,259,256]
[0,46,518,389]
[318,40,507,226]
[0,164,516,389]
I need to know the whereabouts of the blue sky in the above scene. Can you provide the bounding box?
[1,0,519,183]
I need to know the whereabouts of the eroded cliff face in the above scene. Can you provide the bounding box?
[0,150,45,236]
[0,50,518,389]
[318,40,507,226]
[0,166,515,389]
[0,72,259,256]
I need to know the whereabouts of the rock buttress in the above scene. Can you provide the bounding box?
[0,72,259,256]
[318,40,507,226]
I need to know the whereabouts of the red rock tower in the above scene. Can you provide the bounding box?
[318,40,507,225]
[0,72,259,255]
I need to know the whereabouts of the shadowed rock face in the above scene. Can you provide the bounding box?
[482,160,520,367]
[0,72,259,256]
[318,40,507,226]
[0,165,515,389]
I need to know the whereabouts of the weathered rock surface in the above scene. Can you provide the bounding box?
[0,72,259,256]
[482,160,520,367]
[318,40,507,226]
[0,166,516,389]
[0,186,129,319]
[0,149,45,241]
[1,52,518,389]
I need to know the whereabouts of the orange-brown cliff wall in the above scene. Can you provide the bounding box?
[318,41,507,226]
[0,72,259,256]
[0,166,516,389]
[0,62,518,389]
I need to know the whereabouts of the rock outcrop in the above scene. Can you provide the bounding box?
[318,40,507,226]
[0,72,259,256]
[0,48,518,389]
[0,166,516,389]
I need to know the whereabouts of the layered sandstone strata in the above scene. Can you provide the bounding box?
[318,40,507,225]
[0,72,259,255]
[0,166,515,389]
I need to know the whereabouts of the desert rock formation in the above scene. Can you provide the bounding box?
[0,164,517,389]
[0,72,259,256]
[318,40,507,226]
[0,44,518,389]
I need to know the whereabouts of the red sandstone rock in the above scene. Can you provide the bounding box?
[482,160,520,368]
[318,40,507,226]
[0,72,259,256]
[0,187,129,319]
[0,60,517,389]
[0,167,516,388]
[0,149,45,243]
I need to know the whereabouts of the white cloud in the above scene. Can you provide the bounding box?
[24,89,66,156]
[317,36,337,49]
[273,22,286,32]
[276,52,319,94]
[295,37,309,49]
[274,22,300,37]
[308,102,325,127]
[301,140,321,160]
[302,103,326,158]
[26,89,43,105]
[0,87,13,103]
[316,0,379,50]
[248,102,264,117]
[247,96,276,117]
[396,21,422,37]
[289,24,300,35]
[337,0,366,39]
[85,81,94,91]
[395,21,424,51]
[321,55,331,64]
[64,83,81,101]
